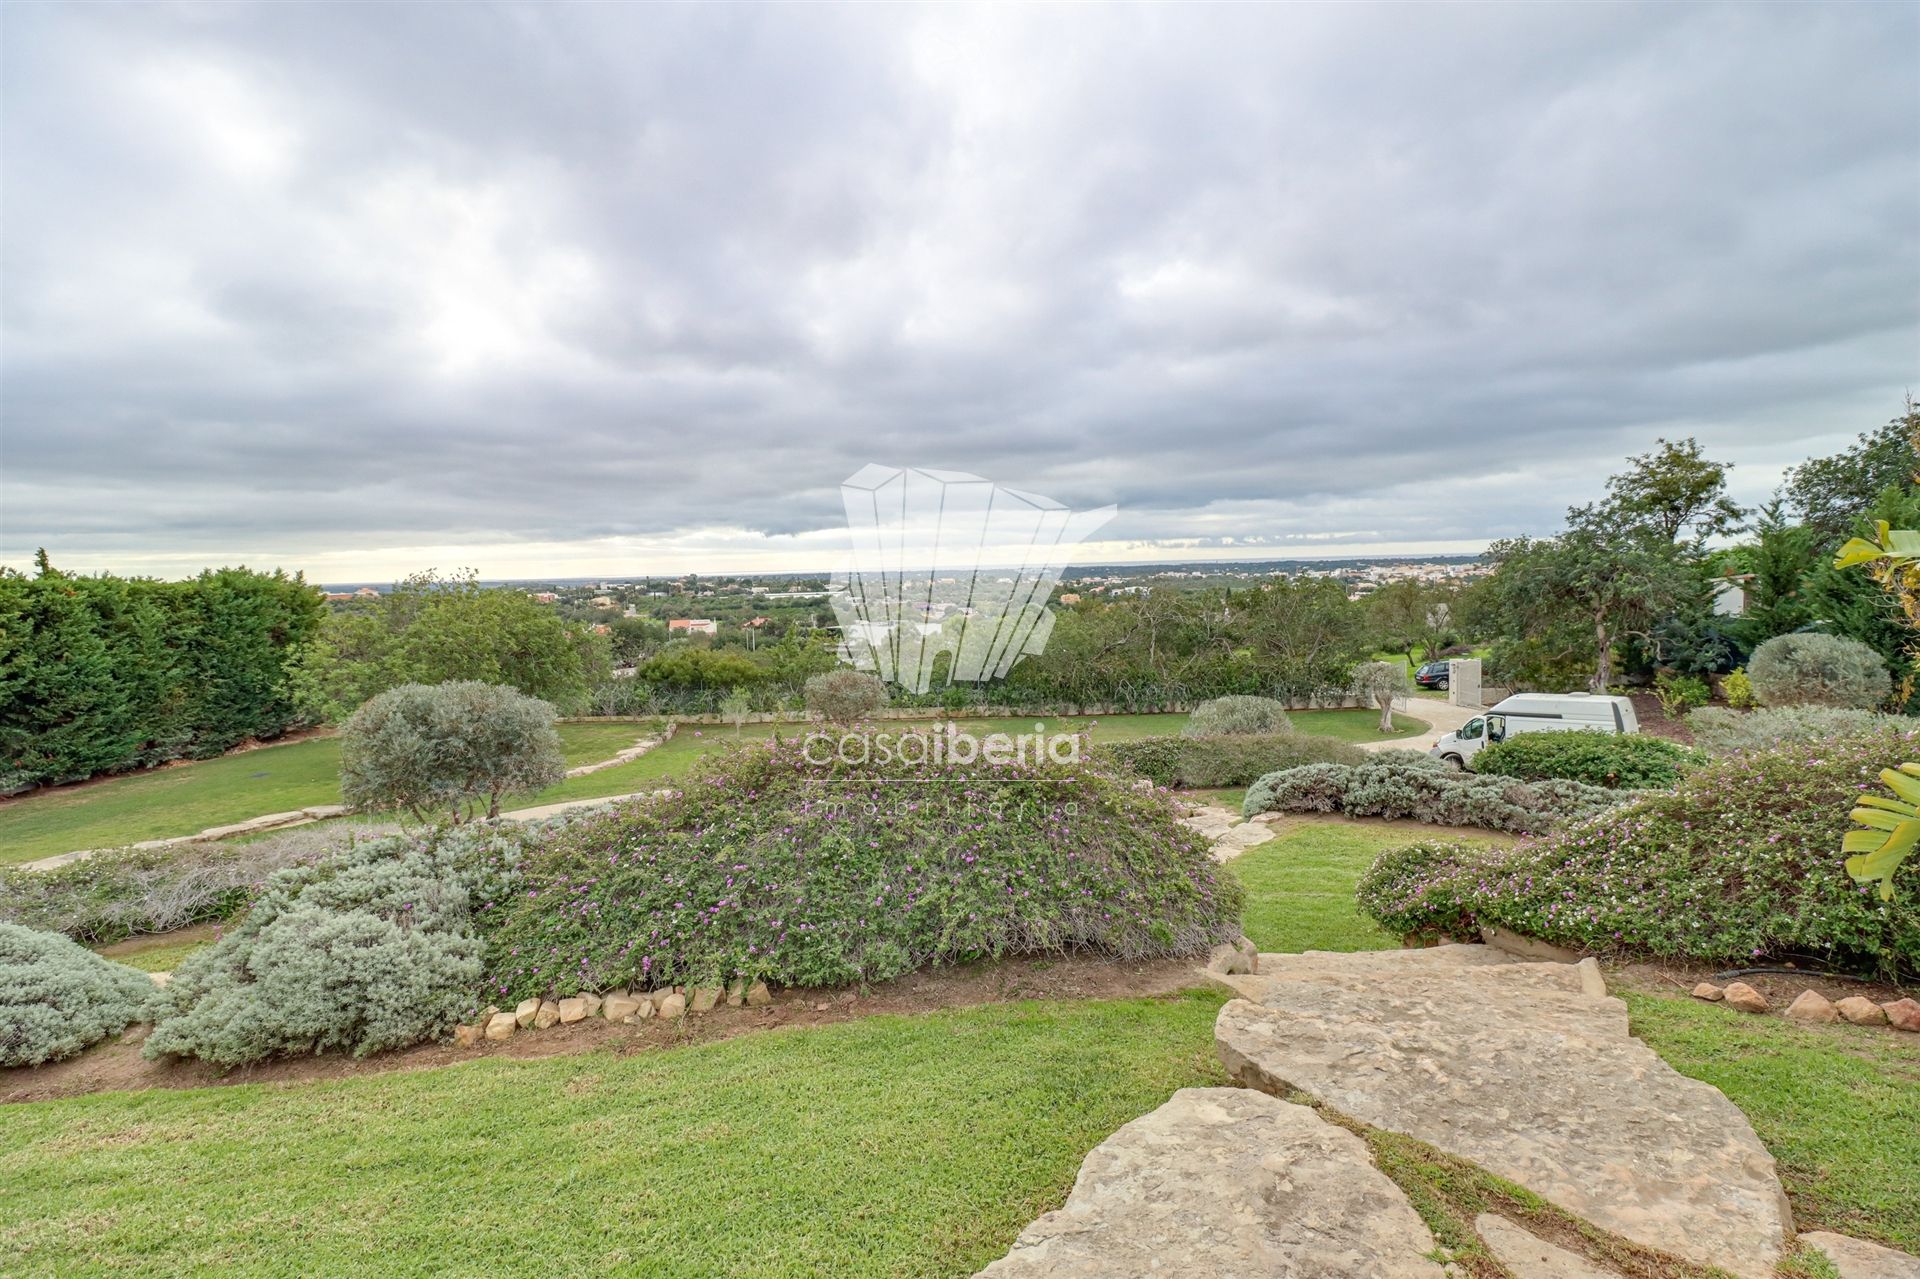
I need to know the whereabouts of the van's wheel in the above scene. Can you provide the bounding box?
[1440,753,1465,771]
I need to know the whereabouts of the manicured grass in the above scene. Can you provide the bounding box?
[0,722,661,865]
[1230,822,1424,953]
[1623,992,1920,1254]
[0,992,1228,1278]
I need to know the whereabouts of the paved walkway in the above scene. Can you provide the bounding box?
[1356,695,1476,755]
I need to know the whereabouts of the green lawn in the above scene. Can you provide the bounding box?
[91,927,219,974]
[1625,993,1920,1253]
[0,722,660,865]
[1228,819,1511,954]
[0,993,1228,1278]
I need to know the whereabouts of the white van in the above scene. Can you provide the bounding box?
[1429,693,1640,769]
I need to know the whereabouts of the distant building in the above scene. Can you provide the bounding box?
[591,596,614,608]
[668,618,717,635]
[324,592,354,603]
[354,587,381,599]
[742,616,770,629]
[1712,575,1753,618]
[529,591,558,604]
[1058,592,1081,605]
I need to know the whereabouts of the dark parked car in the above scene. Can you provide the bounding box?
[1414,660,1450,690]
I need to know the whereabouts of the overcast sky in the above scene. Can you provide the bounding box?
[2,2,1915,583]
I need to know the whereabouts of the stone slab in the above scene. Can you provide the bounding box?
[1801,1232,1920,1279]
[974,1087,1445,1278]
[1215,945,1792,1278]
[1475,1215,1620,1278]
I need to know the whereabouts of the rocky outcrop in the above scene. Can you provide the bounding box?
[1177,804,1277,862]
[973,1088,1445,1278]
[1215,945,1793,1278]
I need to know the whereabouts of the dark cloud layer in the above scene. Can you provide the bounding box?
[2,2,1915,578]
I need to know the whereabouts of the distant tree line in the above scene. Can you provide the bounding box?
[0,556,324,794]
[1463,403,1920,701]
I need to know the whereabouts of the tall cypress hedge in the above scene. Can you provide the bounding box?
[0,558,325,794]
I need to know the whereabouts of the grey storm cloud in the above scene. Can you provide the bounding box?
[1,1,1915,578]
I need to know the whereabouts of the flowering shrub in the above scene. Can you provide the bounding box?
[1688,705,1910,757]
[1097,731,1364,788]
[1181,696,1293,738]
[145,825,534,1066]
[1472,731,1701,789]
[0,923,164,1067]
[1244,756,1624,834]
[483,734,1243,999]
[1357,728,1920,977]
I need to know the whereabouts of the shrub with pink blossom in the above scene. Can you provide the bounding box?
[483,733,1243,999]
[1357,727,1920,977]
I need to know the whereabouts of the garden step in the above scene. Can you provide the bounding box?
[1215,944,1793,1278]
[973,1086,1446,1278]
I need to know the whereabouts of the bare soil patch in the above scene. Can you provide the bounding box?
[1,953,1211,1105]
[1606,954,1914,1010]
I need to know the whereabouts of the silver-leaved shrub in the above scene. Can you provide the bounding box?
[1244,757,1624,834]
[144,826,533,1066]
[1746,632,1893,709]
[1181,696,1293,738]
[1,923,164,1067]
[1688,705,1911,757]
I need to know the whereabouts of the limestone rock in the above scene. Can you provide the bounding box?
[973,1088,1445,1278]
[689,986,722,1013]
[1836,996,1888,1026]
[1474,1215,1616,1279]
[1884,998,1920,1033]
[148,971,171,988]
[1785,990,1838,1024]
[1692,982,1724,1001]
[534,1000,560,1030]
[453,1024,480,1048]
[632,995,655,1020]
[582,993,602,1018]
[745,980,772,1007]
[557,997,588,1024]
[1478,925,1582,964]
[603,993,641,1023]
[484,1012,517,1041]
[1722,981,1770,1014]
[1207,941,1253,976]
[726,979,746,1007]
[1799,1231,1920,1279]
[1215,945,1793,1278]
[657,992,687,1019]
[514,997,541,1028]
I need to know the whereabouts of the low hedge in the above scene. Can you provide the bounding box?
[1243,757,1626,834]
[1472,731,1702,789]
[1356,727,1920,977]
[1,923,163,1067]
[1095,731,1366,789]
[1687,706,1913,757]
[484,734,1243,999]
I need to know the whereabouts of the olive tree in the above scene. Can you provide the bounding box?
[803,670,888,724]
[1350,660,1416,733]
[719,685,754,734]
[340,681,566,823]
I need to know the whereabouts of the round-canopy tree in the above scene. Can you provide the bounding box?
[340,681,566,823]
[804,670,889,724]
[1350,660,1416,732]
